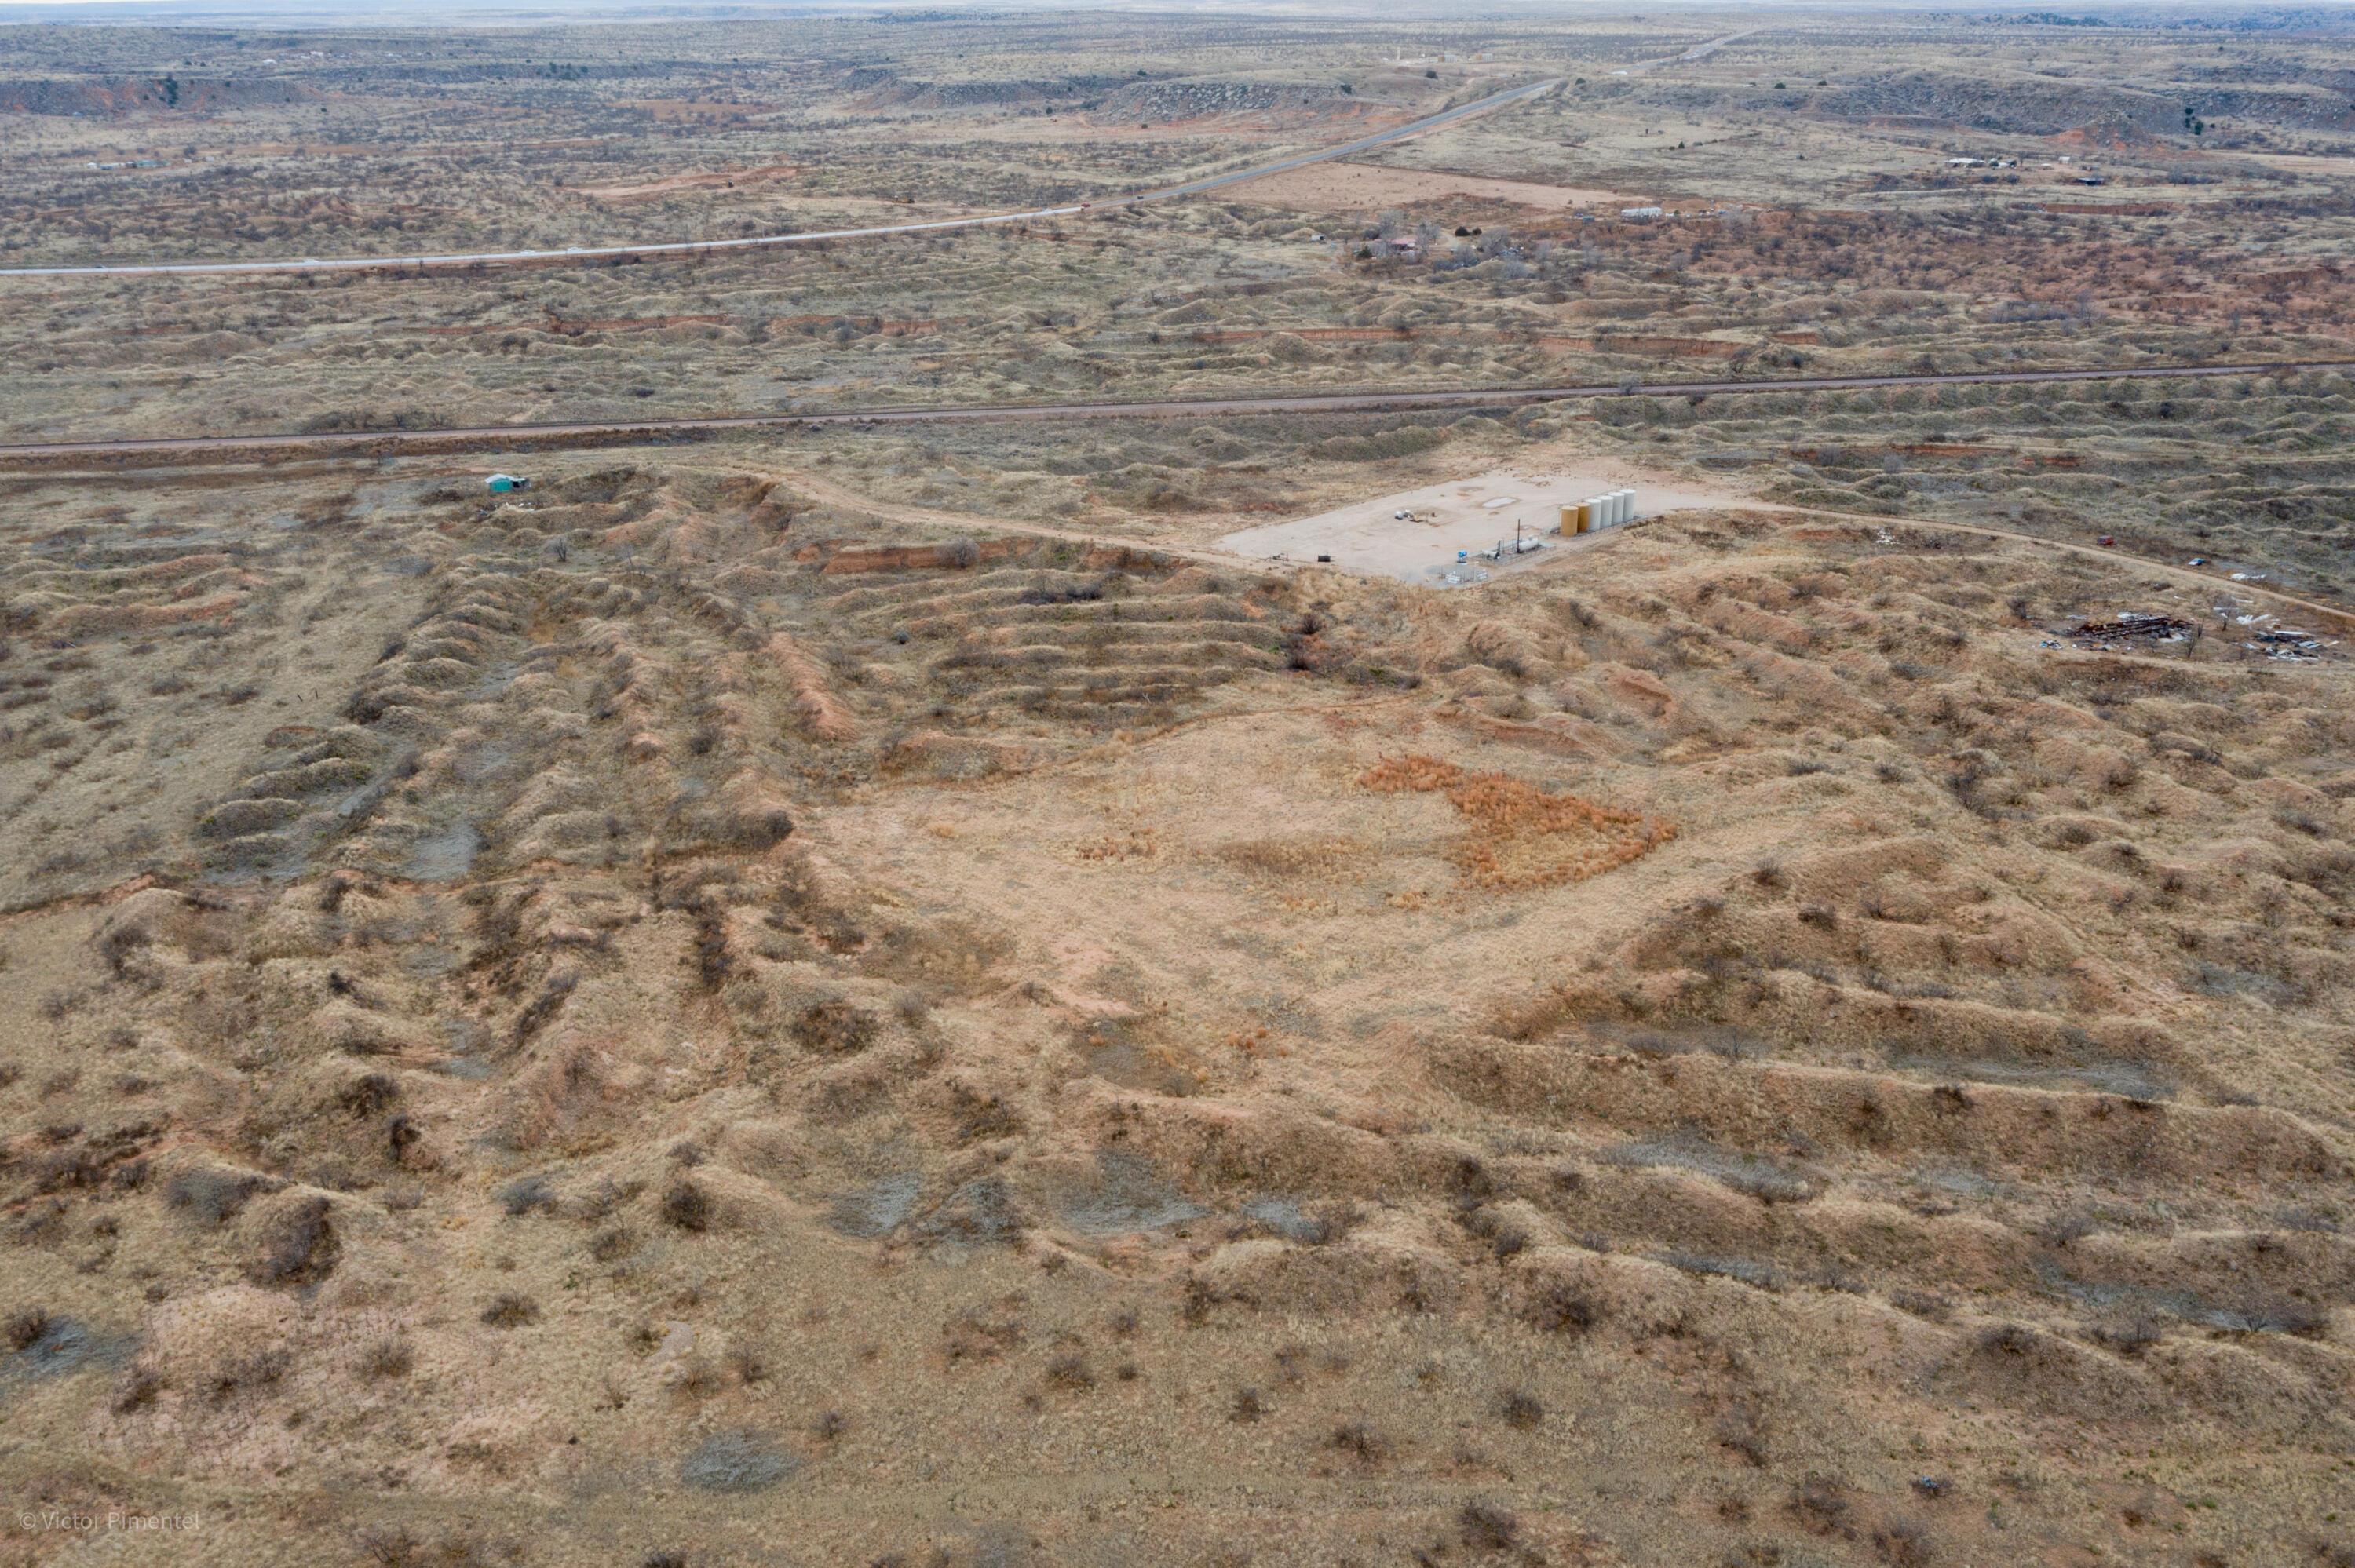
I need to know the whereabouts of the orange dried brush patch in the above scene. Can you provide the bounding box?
[1362,753,1676,891]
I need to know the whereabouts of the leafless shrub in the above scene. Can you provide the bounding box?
[510,972,577,1048]
[2036,1212,2098,1249]
[1716,1398,1769,1467]
[1891,1288,1952,1322]
[362,1339,414,1380]
[792,998,877,1056]
[111,1367,162,1413]
[497,1175,557,1217]
[250,1196,338,1287]
[206,1345,289,1403]
[1044,1353,1095,1391]
[1498,1387,1544,1430]
[1789,1474,1851,1534]
[692,906,732,990]
[1873,1519,1937,1566]
[5,1307,50,1351]
[2213,1301,2328,1338]
[674,1355,725,1398]
[1459,1499,1521,1552]
[575,1177,642,1223]
[943,1304,1025,1366]
[480,1293,539,1329]
[1975,1322,2040,1358]
[660,1180,713,1233]
[336,1073,400,1119]
[355,1527,426,1568]
[356,1527,509,1568]
[1327,1421,1388,1465]
[1527,1283,1598,1334]
[2086,1314,2163,1357]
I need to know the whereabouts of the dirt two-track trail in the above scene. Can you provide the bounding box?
[0,78,1563,279]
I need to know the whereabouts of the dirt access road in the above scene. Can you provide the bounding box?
[0,78,1561,280]
[2,359,2343,466]
[5,357,2346,633]
[800,463,2355,639]
[805,459,2355,637]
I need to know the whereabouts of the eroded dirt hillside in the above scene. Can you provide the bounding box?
[1,465,2350,1566]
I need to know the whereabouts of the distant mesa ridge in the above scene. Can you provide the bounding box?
[0,76,317,115]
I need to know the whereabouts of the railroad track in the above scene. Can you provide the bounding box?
[0,359,2344,467]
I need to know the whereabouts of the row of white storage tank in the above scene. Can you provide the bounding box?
[1560,490,1635,534]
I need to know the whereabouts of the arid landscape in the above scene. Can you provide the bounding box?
[0,5,2352,1566]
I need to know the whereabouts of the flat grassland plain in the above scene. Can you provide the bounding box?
[1,10,2353,1566]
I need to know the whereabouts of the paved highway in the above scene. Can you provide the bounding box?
[0,359,2342,465]
[0,78,1561,280]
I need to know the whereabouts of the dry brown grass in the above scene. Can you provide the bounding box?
[2,10,2353,1559]
[1212,832,1368,878]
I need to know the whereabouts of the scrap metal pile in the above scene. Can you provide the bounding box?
[2061,610,2195,651]
[2244,626,2337,662]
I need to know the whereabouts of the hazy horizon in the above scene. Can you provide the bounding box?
[11,0,2349,15]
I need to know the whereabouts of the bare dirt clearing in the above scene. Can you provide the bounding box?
[1218,465,1749,582]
